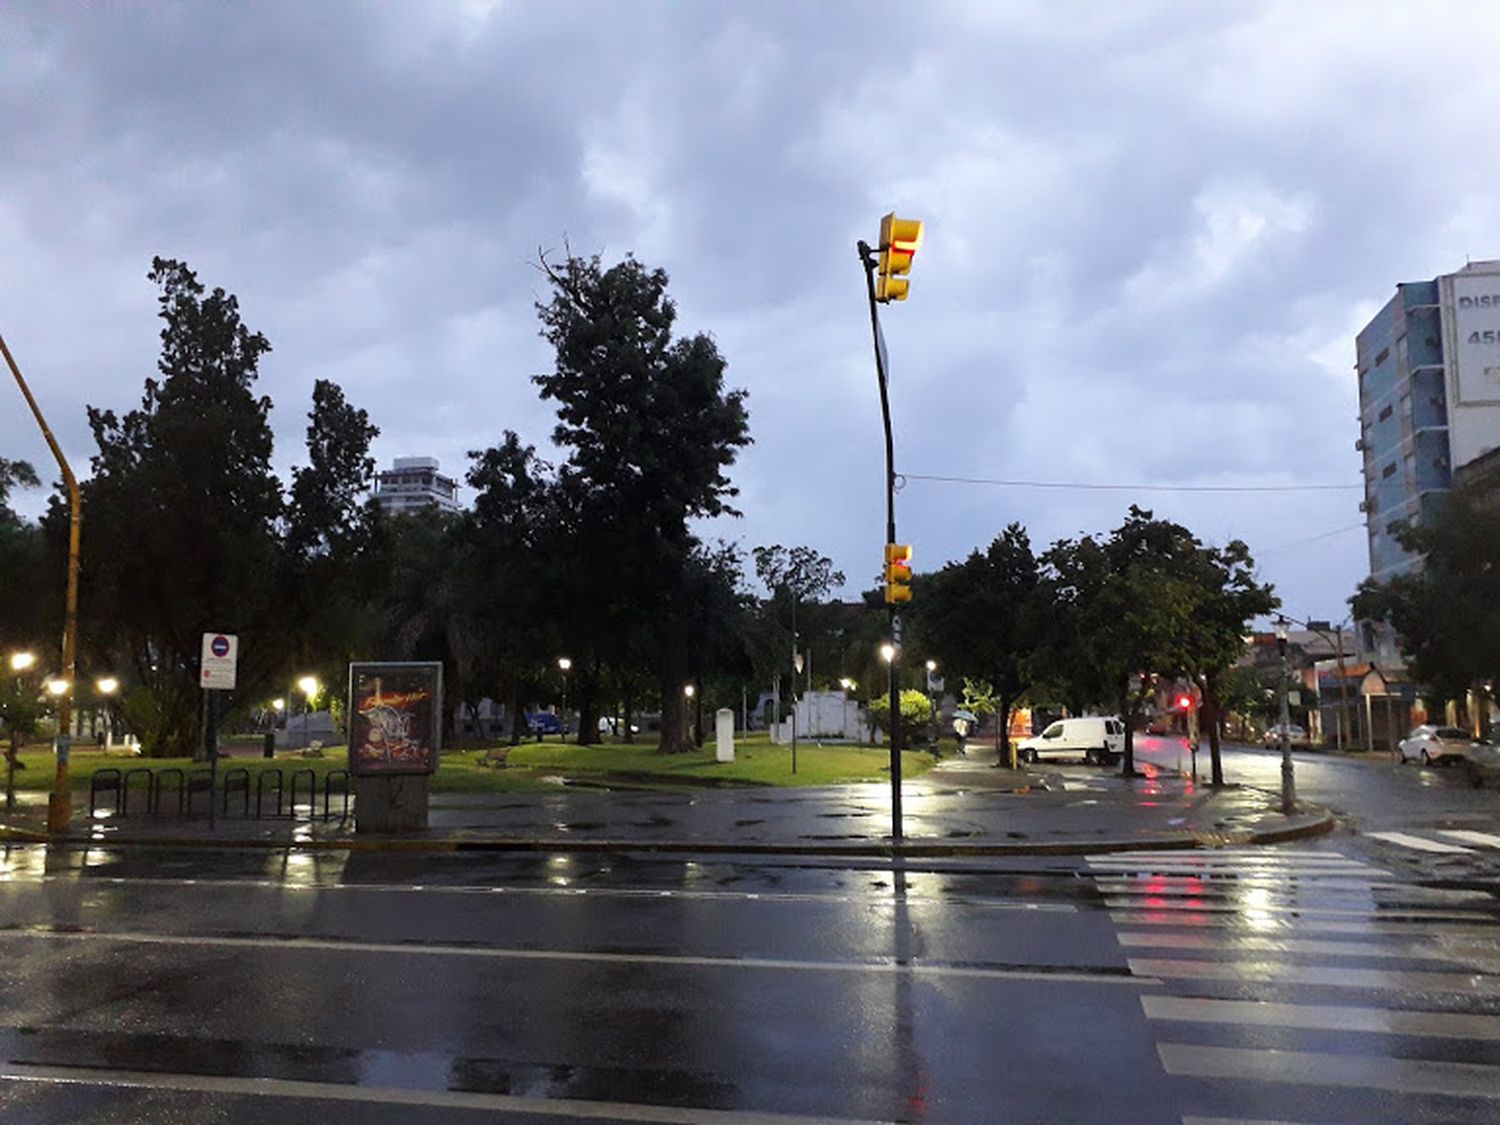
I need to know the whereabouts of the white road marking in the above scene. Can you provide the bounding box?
[1094,879,1488,901]
[1129,957,1500,995]
[1439,830,1500,849]
[1181,1118,1315,1125]
[1110,913,1500,936]
[0,875,1075,912]
[0,928,1152,985]
[1117,930,1500,968]
[1366,831,1475,854]
[1158,1041,1500,1099]
[1143,994,1500,1040]
[1103,897,1493,921]
[0,1062,897,1124]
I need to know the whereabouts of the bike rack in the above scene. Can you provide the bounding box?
[122,767,154,815]
[89,768,123,818]
[152,768,186,816]
[185,769,213,818]
[221,767,250,816]
[323,769,351,822]
[255,768,285,818]
[289,768,317,818]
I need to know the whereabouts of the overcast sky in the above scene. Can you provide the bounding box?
[5,1,1500,623]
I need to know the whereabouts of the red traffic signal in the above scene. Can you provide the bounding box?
[1176,694,1193,711]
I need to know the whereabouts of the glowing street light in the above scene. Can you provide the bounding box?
[8,651,36,673]
[95,676,119,696]
[45,678,69,697]
[879,643,896,664]
[296,676,320,748]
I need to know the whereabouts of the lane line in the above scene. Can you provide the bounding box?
[1158,1041,1500,1099]
[1117,931,1500,968]
[1094,880,1488,901]
[1439,830,1500,849]
[1143,995,1500,1040]
[0,876,1076,912]
[1129,957,1500,995]
[0,928,1154,985]
[1366,832,1475,854]
[1103,898,1495,921]
[0,1063,897,1125]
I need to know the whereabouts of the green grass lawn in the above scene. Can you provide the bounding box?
[3,733,933,794]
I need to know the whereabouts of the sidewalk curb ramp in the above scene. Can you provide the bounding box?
[5,807,1336,857]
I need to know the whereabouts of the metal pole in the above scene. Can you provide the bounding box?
[1336,625,1351,755]
[790,591,798,775]
[859,239,901,841]
[1278,622,1296,814]
[2,334,79,834]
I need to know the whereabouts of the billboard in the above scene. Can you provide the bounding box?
[347,661,443,776]
[1448,270,1500,406]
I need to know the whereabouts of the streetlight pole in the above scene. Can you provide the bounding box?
[925,660,938,754]
[1275,616,1296,813]
[3,334,81,834]
[789,590,798,775]
[557,657,572,743]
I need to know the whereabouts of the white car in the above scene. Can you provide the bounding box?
[1261,724,1312,749]
[1397,725,1483,766]
[1017,717,1125,766]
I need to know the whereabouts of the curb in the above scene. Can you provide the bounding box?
[5,808,1337,858]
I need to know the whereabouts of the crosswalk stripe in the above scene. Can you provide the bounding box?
[1110,913,1500,936]
[1095,880,1488,902]
[1143,995,1500,1040]
[1158,1041,1500,1099]
[1118,931,1500,968]
[1088,864,1389,877]
[1366,831,1474,854]
[1089,852,1370,866]
[1129,957,1500,995]
[1439,830,1500,849]
[1181,1118,1313,1125]
[1104,897,1495,921]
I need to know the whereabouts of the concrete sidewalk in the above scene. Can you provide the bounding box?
[1,756,1335,854]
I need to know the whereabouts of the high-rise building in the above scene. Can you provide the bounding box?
[372,456,460,516]
[1355,260,1500,582]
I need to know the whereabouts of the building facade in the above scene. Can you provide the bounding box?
[1356,260,1500,582]
[372,457,460,516]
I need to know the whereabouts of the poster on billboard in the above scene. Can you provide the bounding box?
[1448,271,1500,406]
[347,661,443,776]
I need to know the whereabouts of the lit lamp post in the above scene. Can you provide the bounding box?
[684,683,696,746]
[297,675,320,748]
[925,660,939,751]
[880,641,902,839]
[96,676,119,750]
[5,651,37,810]
[557,657,572,742]
[1275,616,1296,813]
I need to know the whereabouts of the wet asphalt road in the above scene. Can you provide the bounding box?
[4,798,1500,1125]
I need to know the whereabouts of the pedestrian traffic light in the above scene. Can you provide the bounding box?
[876,213,924,303]
[884,543,913,604]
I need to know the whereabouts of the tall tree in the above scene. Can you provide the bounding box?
[80,257,283,755]
[1352,489,1500,726]
[534,252,751,752]
[751,544,845,710]
[910,523,1045,767]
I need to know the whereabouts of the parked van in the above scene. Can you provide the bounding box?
[1016,716,1125,765]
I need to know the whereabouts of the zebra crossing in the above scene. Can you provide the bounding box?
[1365,828,1500,855]
[1090,845,1500,1122]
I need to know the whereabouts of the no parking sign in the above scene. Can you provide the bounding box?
[200,632,239,690]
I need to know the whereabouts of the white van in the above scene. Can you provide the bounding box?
[1017,717,1126,765]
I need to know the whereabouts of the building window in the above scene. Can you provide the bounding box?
[1381,462,1397,479]
[1378,404,1393,422]
[1374,347,1390,366]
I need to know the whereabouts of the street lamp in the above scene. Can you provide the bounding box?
[45,678,69,697]
[9,651,35,673]
[1274,616,1296,813]
[297,675,319,748]
[840,677,856,692]
[96,676,119,751]
[925,660,939,750]
[557,657,572,742]
[879,643,896,665]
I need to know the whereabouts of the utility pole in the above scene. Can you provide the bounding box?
[1275,616,1297,813]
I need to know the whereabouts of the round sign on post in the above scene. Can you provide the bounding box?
[200,632,239,691]
[211,635,230,658]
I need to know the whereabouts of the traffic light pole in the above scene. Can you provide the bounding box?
[857,240,902,842]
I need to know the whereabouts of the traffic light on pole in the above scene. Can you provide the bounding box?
[876,213,924,303]
[884,543,913,604]
[1176,694,1193,712]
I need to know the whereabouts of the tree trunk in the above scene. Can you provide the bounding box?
[1205,672,1225,786]
[506,678,523,745]
[996,693,1014,769]
[623,682,636,744]
[658,619,691,754]
[576,672,599,746]
[1118,677,1137,777]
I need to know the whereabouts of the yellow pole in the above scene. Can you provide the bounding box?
[1,334,80,833]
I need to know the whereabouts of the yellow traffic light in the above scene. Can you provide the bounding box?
[884,543,913,604]
[876,213,924,303]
